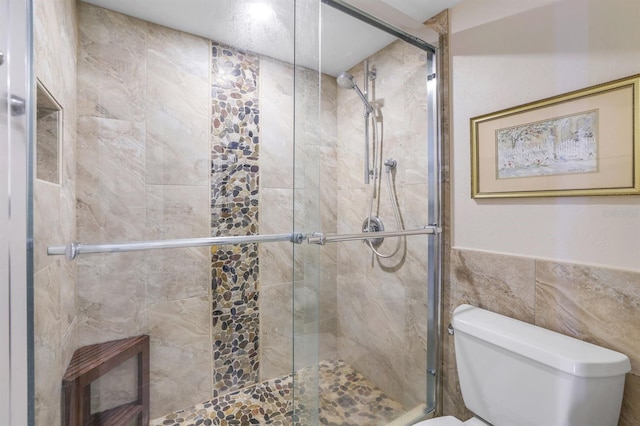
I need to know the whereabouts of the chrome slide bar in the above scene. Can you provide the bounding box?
[48,233,306,261]
[307,225,440,246]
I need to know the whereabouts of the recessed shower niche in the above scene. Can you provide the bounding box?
[36,80,62,184]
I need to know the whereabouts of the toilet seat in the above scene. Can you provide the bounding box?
[413,416,463,426]
[413,416,491,426]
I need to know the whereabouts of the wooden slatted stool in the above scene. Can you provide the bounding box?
[62,335,150,426]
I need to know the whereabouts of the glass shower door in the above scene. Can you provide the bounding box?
[29,0,441,424]
[292,1,442,424]
[1,0,32,424]
[32,1,317,425]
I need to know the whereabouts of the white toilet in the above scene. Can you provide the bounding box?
[416,304,631,426]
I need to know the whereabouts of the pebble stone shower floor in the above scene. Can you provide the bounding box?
[151,359,407,426]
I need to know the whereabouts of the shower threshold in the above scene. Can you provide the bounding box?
[151,359,407,426]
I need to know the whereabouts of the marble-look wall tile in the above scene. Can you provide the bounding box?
[33,180,62,272]
[260,282,294,380]
[259,188,302,287]
[258,58,338,381]
[76,252,148,346]
[316,317,338,361]
[146,247,209,303]
[75,5,214,419]
[34,261,63,352]
[34,345,62,426]
[296,66,321,192]
[146,296,212,417]
[145,184,210,303]
[260,57,294,189]
[305,246,338,323]
[146,185,209,239]
[320,74,338,148]
[450,249,535,322]
[148,296,211,351]
[150,343,212,419]
[403,298,428,408]
[146,24,210,185]
[33,0,78,424]
[78,3,146,120]
[535,261,640,374]
[318,146,338,233]
[403,184,430,230]
[337,271,407,403]
[620,373,640,426]
[76,116,146,242]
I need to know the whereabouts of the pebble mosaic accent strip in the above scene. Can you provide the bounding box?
[150,359,407,426]
[210,42,261,396]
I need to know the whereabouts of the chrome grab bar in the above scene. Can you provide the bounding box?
[307,225,440,246]
[47,226,440,260]
[47,233,306,261]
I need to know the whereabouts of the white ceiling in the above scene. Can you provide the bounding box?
[81,0,461,76]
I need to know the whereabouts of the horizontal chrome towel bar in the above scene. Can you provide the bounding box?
[48,226,440,260]
[307,225,440,246]
[48,233,306,260]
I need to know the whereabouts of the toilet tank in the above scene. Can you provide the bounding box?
[452,304,630,426]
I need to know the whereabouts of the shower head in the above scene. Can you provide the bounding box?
[336,71,374,114]
[336,71,356,89]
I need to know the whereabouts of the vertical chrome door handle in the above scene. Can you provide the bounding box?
[0,50,4,65]
[10,95,25,116]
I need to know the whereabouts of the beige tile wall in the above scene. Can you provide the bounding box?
[33,0,78,425]
[259,57,338,380]
[443,248,640,425]
[76,3,211,419]
[335,39,431,408]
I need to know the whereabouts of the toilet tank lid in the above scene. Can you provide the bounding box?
[452,304,631,378]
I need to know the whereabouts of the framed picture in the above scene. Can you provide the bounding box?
[471,74,640,198]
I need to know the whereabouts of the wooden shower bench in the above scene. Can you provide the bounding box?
[62,335,149,426]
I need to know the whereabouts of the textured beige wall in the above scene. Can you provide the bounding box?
[444,1,640,424]
[33,0,78,425]
[76,3,211,419]
[335,39,431,408]
[450,0,640,270]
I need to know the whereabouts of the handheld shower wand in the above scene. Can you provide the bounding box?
[336,71,374,115]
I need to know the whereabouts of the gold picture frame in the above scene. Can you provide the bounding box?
[471,74,640,198]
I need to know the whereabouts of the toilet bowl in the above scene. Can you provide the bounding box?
[414,304,630,426]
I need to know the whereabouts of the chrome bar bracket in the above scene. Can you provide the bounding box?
[65,242,79,261]
[307,232,326,246]
[290,232,306,244]
[426,224,442,234]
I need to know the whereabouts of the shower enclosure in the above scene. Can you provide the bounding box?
[17,0,444,424]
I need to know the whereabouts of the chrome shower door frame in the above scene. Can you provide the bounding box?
[322,0,443,418]
[1,0,34,425]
